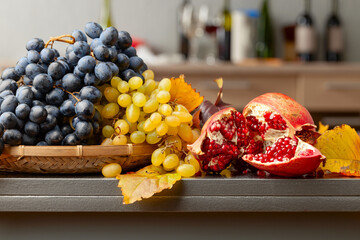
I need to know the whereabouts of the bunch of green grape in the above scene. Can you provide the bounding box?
[98,69,201,177]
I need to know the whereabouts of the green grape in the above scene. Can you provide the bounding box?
[150,112,162,126]
[146,130,162,144]
[137,121,146,132]
[114,119,130,135]
[176,164,196,177]
[156,90,171,104]
[126,104,140,123]
[144,79,156,95]
[94,104,104,114]
[190,128,201,144]
[172,111,193,123]
[163,154,180,171]
[98,83,111,95]
[111,76,122,88]
[158,104,172,116]
[102,103,120,118]
[158,78,171,91]
[143,98,159,113]
[128,76,143,90]
[117,93,132,108]
[184,153,200,172]
[101,138,113,146]
[137,84,147,94]
[142,69,154,81]
[102,163,122,178]
[156,121,168,136]
[165,136,182,151]
[132,92,147,107]
[112,135,127,145]
[102,125,114,138]
[117,80,130,93]
[151,147,166,166]
[178,123,193,143]
[167,126,178,136]
[174,104,189,113]
[104,87,120,103]
[150,89,160,99]
[143,119,156,132]
[130,131,146,144]
[138,111,147,122]
[165,115,181,127]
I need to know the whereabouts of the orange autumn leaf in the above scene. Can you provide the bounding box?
[170,75,204,112]
[318,121,329,134]
[315,124,360,176]
[117,165,181,204]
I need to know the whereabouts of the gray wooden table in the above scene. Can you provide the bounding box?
[0,173,359,212]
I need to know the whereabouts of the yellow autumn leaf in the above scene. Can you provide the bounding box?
[315,124,360,176]
[170,75,204,112]
[117,165,181,204]
[318,122,329,134]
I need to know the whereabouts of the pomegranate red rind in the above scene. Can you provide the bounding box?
[243,92,316,132]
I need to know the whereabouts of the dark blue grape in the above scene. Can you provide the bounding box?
[48,61,66,80]
[25,63,46,80]
[15,104,31,120]
[26,38,44,52]
[0,112,17,129]
[60,99,75,117]
[66,45,74,55]
[16,86,34,106]
[62,73,82,92]
[93,45,109,61]
[3,129,22,145]
[93,109,101,122]
[44,105,60,118]
[92,121,100,134]
[68,92,80,104]
[72,116,81,129]
[0,123,4,137]
[68,51,80,66]
[90,38,103,51]
[73,41,90,57]
[73,66,86,78]
[45,88,66,106]
[31,87,45,101]
[75,121,93,140]
[22,134,37,145]
[94,62,112,82]
[27,50,40,63]
[45,129,63,145]
[85,22,103,39]
[52,49,60,58]
[2,67,21,81]
[107,62,119,76]
[62,133,80,145]
[16,118,25,130]
[15,57,29,76]
[120,69,137,81]
[77,55,96,73]
[29,105,47,123]
[39,63,49,72]
[32,100,46,107]
[1,95,18,113]
[23,76,32,85]
[40,114,57,133]
[36,141,48,146]
[80,86,102,103]
[100,27,118,46]
[116,31,132,50]
[33,73,53,94]
[135,73,145,81]
[122,46,137,57]
[75,100,95,121]
[129,56,144,72]
[40,48,55,63]
[0,79,18,93]
[108,46,118,62]
[57,59,72,73]
[84,73,101,86]
[72,30,87,42]
[139,63,148,73]
[61,124,73,136]
[24,121,40,137]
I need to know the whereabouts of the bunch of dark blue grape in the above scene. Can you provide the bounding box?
[0,21,148,149]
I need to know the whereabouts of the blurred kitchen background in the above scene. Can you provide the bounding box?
[1,0,360,128]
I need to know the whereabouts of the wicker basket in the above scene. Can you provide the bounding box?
[0,144,157,174]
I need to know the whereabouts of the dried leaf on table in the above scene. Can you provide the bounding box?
[315,124,360,176]
[169,75,204,112]
[318,122,329,134]
[117,165,181,204]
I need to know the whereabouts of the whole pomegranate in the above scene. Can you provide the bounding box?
[188,92,324,176]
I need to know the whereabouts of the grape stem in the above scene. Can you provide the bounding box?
[45,35,75,48]
[54,86,80,103]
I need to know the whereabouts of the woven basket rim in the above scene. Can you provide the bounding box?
[0,144,157,158]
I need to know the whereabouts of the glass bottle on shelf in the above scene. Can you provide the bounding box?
[100,0,113,29]
[325,0,344,62]
[178,0,192,60]
[255,0,274,59]
[295,0,316,62]
[217,0,231,61]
